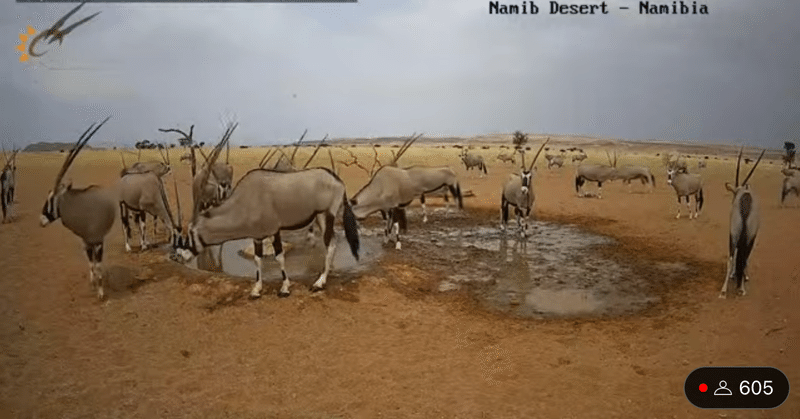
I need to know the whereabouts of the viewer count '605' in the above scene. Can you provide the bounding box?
[489,1,710,15]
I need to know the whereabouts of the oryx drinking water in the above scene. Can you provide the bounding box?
[720,148,765,298]
[173,123,360,299]
[501,138,548,238]
[666,164,704,219]
[350,165,463,250]
[40,117,115,300]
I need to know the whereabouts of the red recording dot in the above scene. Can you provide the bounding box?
[699,384,708,393]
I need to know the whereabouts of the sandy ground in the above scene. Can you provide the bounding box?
[1,142,799,418]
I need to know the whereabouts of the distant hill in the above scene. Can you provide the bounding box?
[23,142,102,152]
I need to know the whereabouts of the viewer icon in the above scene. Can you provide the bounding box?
[714,380,733,396]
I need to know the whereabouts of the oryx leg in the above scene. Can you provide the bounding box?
[1,188,7,223]
[390,208,402,250]
[420,194,428,223]
[500,197,509,232]
[136,212,149,250]
[274,232,292,298]
[85,243,105,300]
[597,181,603,199]
[383,210,393,244]
[311,213,336,292]
[675,196,683,219]
[720,249,737,298]
[250,238,265,298]
[120,203,133,253]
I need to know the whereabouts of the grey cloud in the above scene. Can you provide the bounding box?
[1,0,798,148]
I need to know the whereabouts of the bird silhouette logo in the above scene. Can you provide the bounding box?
[16,1,100,63]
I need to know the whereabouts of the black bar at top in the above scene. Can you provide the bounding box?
[17,0,357,3]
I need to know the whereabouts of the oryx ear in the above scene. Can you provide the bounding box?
[725,182,736,194]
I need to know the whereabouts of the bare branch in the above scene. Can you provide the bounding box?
[302,134,329,169]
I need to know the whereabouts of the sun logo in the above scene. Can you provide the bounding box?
[16,26,37,63]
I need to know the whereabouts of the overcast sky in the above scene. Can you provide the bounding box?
[1,0,798,148]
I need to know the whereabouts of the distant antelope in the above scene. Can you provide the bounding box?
[460,149,487,176]
[575,151,618,199]
[571,151,587,164]
[666,164,703,219]
[697,160,707,170]
[119,146,171,178]
[40,117,115,300]
[545,153,564,169]
[720,148,765,298]
[501,139,548,237]
[781,168,799,206]
[615,165,656,193]
[497,152,515,164]
[1,149,18,223]
[192,143,235,212]
[173,123,360,299]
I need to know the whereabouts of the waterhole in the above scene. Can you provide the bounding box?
[180,208,689,319]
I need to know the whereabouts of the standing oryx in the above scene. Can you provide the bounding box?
[173,123,360,299]
[40,117,115,300]
[460,149,487,176]
[501,138,549,238]
[615,165,656,193]
[572,150,587,164]
[575,150,618,199]
[119,147,171,178]
[119,145,172,236]
[497,152,516,164]
[666,162,704,219]
[781,168,799,206]
[350,165,463,249]
[545,153,565,169]
[118,171,181,252]
[720,148,765,298]
[1,149,18,223]
[192,144,234,212]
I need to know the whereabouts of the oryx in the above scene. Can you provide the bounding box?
[497,152,515,164]
[572,151,587,164]
[350,165,463,250]
[575,150,618,199]
[615,165,656,193]
[720,148,765,298]
[40,117,115,300]
[460,149,487,176]
[119,145,173,236]
[545,153,564,169]
[781,168,800,206]
[666,164,704,219]
[1,149,18,223]
[118,171,181,252]
[501,138,549,238]
[119,146,171,178]
[173,123,360,299]
[697,160,707,170]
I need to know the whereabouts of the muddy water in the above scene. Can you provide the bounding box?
[181,209,689,319]
[186,229,383,284]
[399,214,685,319]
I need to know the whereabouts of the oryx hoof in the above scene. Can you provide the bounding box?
[96,287,105,301]
[277,290,291,298]
[423,217,428,223]
[718,292,727,299]
[738,289,747,297]
[310,284,326,293]
[395,242,402,250]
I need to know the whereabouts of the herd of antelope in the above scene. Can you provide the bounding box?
[1,119,795,303]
